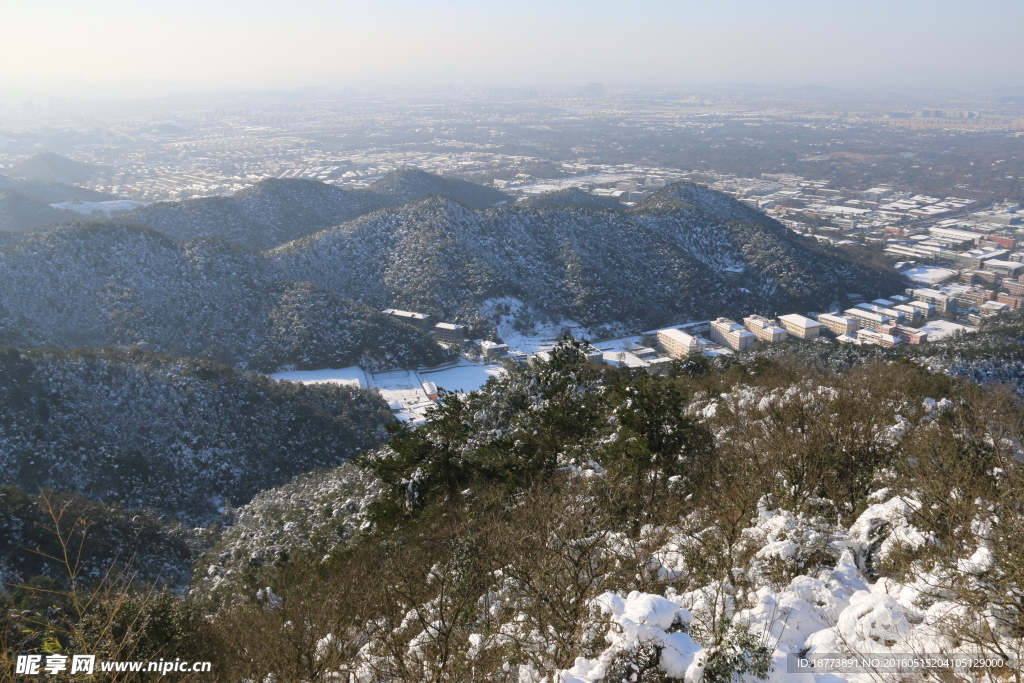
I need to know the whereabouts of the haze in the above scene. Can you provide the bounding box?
[2,0,1023,97]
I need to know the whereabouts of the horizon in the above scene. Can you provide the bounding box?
[3,0,1023,102]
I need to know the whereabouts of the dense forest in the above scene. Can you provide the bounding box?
[3,325,1023,681]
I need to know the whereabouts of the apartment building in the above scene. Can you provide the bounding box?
[911,288,956,314]
[856,329,902,347]
[382,308,432,332]
[656,328,704,359]
[709,318,756,351]
[997,293,1024,309]
[743,315,788,343]
[892,304,923,325]
[845,308,891,332]
[817,313,859,336]
[1004,280,1024,296]
[434,322,467,344]
[480,340,509,359]
[889,325,928,344]
[778,314,822,340]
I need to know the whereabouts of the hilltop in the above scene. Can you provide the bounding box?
[8,152,100,185]
[273,183,906,330]
[116,169,511,250]
[520,186,624,210]
[366,168,510,208]
[119,178,390,250]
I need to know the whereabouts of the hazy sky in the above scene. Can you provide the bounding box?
[3,0,1022,94]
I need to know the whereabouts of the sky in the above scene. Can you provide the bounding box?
[2,0,1022,97]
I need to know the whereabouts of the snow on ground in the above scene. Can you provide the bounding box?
[50,199,144,216]
[365,369,431,411]
[594,335,644,353]
[918,320,976,341]
[270,362,504,424]
[902,266,956,285]
[484,297,596,354]
[419,359,505,395]
[271,366,367,389]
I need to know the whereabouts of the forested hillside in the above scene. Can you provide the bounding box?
[0,173,112,204]
[274,183,906,329]
[4,327,1024,681]
[0,182,904,365]
[0,189,82,232]
[178,339,1023,682]
[8,152,100,186]
[116,169,510,250]
[0,223,451,370]
[0,346,395,521]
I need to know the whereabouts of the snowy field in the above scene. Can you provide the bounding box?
[419,360,505,395]
[365,369,431,411]
[272,362,504,423]
[51,199,145,216]
[903,265,956,285]
[271,366,367,388]
[918,320,977,340]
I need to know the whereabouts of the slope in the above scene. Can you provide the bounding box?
[0,189,83,232]
[9,152,100,185]
[0,223,451,371]
[367,168,511,208]
[119,178,390,250]
[117,170,512,250]
[273,185,905,329]
[0,346,395,522]
[0,173,113,203]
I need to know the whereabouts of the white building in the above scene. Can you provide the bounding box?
[778,314,822,340]
[743,315,788,343]
[657,328,704,359]
[709,318,756,351]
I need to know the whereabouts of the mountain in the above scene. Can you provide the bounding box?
[8,152,100,185]
[0,189,82,232]
[185,340,1024,683]
[366,168,511,208]
[0,346,395,521]
[0,183,905,362]
[0,223,452,371]
[0,173,113,203]
[116,170,512,250]
[271,182,906,330]
[119,178,390,250]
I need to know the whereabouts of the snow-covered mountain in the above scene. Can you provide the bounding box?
[273,183,906,328]
[0,182,905,366]
[0,223,451,370]
[116,169,511,250]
